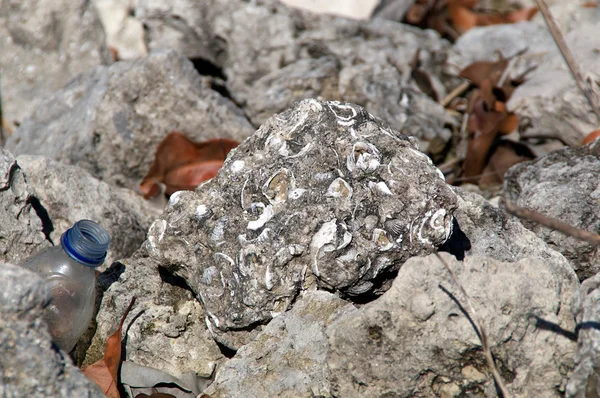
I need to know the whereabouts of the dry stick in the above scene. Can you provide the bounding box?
[504,199,600,245]
[534,0,600,121]
[435,253,512,398]
[440,81,471,107]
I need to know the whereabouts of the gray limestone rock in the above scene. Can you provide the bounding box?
[6,50,255,189]
[145,99,457,348]
[503,140,600,280]
[0,148,49,265]
[16,155,161,266]
[204,290,353,398]
[0,263,104,397]
[449,187,578,270]
[327,252,579,397]
[86,251,224,380]
[567,273,600,397]
[0,0,110,125]
[245,59,454,152]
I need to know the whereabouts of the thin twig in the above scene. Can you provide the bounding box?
[534,0,600,121]
[441,81,471,107]
[435,253,512,398]
[503,199,600,245]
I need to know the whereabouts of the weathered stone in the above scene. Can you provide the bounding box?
[0,148,49,265]
[6,50,254,189]
[16,155,161,265]
[0,263,104,397]
[244,56,342,126]
[86,250,224,380]
[503,140,600,280]
[0,0,110,124]
[448,187,578,270]
[567,273,600,397]
[204,290,353,398]
[327,252,578,397]
[145,99,457,348]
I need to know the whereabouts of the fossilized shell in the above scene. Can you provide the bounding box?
[263,168,292,205]
[372,228,393,251]
[326,178,353,201]
[247,204,274,230]
[346,142,381,174]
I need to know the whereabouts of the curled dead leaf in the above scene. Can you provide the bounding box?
[83,297,137,398]
[582,129,600,145]
[140,132,239,199]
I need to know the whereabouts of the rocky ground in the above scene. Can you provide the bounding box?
[1,0,600,397]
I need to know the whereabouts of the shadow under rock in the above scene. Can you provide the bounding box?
[439,218,471,261]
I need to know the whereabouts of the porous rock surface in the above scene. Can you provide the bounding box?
[327,252,578,397]
[6,50,254,189]
[204,290,353,398]
[0,0,110,124]
[503,140,600,280]
[0,148,49,264]
[0,263,104,397]
[449,187,578,270]
[16,154,160,265]
[567,273,600,397]
[144,99,457,348]
[85,251,224,381]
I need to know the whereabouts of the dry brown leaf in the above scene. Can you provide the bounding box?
[479,141,535,186]
[459,59,510,88]
[83,297,137,398]
[140,132,239,199]
[582,129,600,145]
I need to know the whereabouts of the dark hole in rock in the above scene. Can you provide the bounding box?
[216,340,237,359]
[344,268,399,305]
[26,195,54,245]
[439,218,471,261]
[189,57,226,80]
[158,265,195,296]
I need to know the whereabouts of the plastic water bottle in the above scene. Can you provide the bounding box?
[22,220,110,352]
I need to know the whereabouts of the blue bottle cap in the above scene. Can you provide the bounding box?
[61,220,110,267]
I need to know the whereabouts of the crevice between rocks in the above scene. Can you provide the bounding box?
[26,195,55,245]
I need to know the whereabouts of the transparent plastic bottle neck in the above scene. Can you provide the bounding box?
[61,220,110,268]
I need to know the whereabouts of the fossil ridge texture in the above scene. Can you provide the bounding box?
[327,252,579,397]
[503,139,600,280]
[0,263,104,397]
[144,99,457,348]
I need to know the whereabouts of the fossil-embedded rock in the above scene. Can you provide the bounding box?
[327,252,578,397]
[7,50,254,189]
[567,273,600,397]
[503,140,600,280]
[145,99,457,347]
[0,263,104,397]
[204,290,353,397]
[0,148,49,264]
[16,155,160,265]
[0,0,110,124]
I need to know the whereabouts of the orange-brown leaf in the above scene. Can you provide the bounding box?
[83,297,137,397]
[140,132,239,199]
[448,4,477,33]
[459,59,509,88]
[498,112,519,135]
[582,130,600,145]
[479,141,534,186]
[162,160,224,196]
